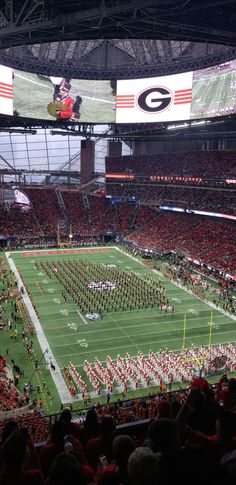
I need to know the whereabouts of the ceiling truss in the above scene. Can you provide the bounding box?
[0,1,236,78]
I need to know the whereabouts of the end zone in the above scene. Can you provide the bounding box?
[20,248,109,257]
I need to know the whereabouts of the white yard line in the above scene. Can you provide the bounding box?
[76,310,88,325]
[6,252,72,404]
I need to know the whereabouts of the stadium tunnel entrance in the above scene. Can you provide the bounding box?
[101,232,116,243]
[0,236,8,248]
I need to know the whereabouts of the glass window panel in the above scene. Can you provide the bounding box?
[26,133,46,142]
[13,151,29,159]
[0,149,13,156]
[0,135,12,143]
[46,140,69,149]
[10,134,27,142]
[29,162,47,170]
[26,142,47,149]
[28,150,48,157]
[67,140,81,147]
[47,148,69,157]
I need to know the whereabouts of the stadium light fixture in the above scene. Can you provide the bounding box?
[167,119,212,130]
[167,123,189,130]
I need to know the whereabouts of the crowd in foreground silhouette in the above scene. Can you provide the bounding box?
[1,374,236,484]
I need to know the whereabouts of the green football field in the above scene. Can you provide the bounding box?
[191,69,236,118]
[13,70,116,123]
[9,246,236,407]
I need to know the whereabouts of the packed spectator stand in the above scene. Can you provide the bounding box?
[1,372,236,484]
[106,183,236,215]
[126,212,236,277]
[105,150,236,179]
[0,149,235,278]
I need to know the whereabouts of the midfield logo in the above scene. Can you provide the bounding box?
[88,281,117,291]
[85,312,102,321]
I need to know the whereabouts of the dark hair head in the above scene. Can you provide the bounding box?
[60,408,72,424]
[3,430,27,467]
[52,420,68,445]
[85,408,97,422]
[48,452,82,485]
[112,435,135,464]
[170,399,182,419]
[1,420,18,443]
[217,410,236,438]
[228,378,236,393]
[101,415,115,435]
[149,418,178,453]
[157,400,171,417]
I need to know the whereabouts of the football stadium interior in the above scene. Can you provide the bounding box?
[1,1,236,483]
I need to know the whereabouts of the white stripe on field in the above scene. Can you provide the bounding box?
[76,309,88,325]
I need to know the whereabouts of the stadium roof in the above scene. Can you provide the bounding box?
[0,0,236,175]
[0,1,236,79]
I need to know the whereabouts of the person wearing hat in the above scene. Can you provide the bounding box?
[56,80,75,120]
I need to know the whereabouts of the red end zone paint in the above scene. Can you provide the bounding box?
[20,248,109,257]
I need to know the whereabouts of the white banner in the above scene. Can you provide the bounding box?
[116,71,193,123]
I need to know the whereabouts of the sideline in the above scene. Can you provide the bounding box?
[12,246,115,255]
[6,252,73,404]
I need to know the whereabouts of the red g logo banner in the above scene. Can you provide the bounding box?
[116,71,193,123]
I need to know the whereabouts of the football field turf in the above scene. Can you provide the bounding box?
[13,71,116,123]
[10,247,236,398]
[191,69,236,118]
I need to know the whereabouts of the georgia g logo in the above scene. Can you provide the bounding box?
[137,86,172,113]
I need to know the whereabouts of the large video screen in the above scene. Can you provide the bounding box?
[116,61,236,123]
[1,59,236,123]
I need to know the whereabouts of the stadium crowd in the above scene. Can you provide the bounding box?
[126,212,236,277]
[105,150,236,179]
[0,181,235,284]
[106,183,236,215]
[1,376,236,484]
